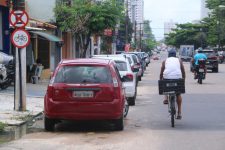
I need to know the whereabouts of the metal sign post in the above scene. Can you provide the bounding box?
[10,10,30,111]
[14,47,27,111]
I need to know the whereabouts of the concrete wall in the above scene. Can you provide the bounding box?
[25,0,56,22]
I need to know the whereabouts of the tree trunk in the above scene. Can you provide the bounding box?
[76,33,92,58]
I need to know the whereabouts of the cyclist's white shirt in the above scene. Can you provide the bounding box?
[163,57,182,79]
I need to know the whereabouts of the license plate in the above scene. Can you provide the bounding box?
[166,83,177,87]
[199,69,204,72]
[73,91,93,98]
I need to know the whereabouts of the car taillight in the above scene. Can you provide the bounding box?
[113,77,119,87]
[137,63,141,67]
[126,73,133,82]
[210,56,218,60]
[131,65,135,71]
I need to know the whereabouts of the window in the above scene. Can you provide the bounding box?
[127,57,132,64]
[115,61,128,71]
[132,55,138,63]
[54,66,112,84]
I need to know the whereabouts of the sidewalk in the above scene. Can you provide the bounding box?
[0,82,48,126]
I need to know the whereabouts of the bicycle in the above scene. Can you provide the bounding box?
[14,34,27,43]
[158,79,185,127]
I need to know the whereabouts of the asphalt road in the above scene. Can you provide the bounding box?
[1,53,225,150]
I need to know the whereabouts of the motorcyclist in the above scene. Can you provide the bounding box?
[160,49,186,119]
[191,49,207,79]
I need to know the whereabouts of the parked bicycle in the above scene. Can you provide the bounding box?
[158,79,185,127]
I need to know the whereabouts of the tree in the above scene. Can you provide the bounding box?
[142,20,156,52]
[165,23,208,49]
[55,0,123,57]
[206,0,225,48]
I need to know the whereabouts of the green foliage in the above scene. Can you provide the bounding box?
[206,0,225,47]
[206,0,221,9]
[0,122,6,132]
[55,0,122,33]
[142,20,156,51]
[165,23,208,48]
[55,0,123,57]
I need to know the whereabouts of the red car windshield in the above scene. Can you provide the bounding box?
[54,65,112,84]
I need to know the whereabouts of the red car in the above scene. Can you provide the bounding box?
[44,59,125,131]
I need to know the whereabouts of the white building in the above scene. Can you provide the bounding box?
[127,0,144,26]
[126,0,144,43]
[201,0,210,19]
[164,20,177,38]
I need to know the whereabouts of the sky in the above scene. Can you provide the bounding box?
[144,0,201,41]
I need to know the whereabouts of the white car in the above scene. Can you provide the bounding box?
[122,53,142,81]
[92,55,137,106]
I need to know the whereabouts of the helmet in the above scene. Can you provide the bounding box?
[197,47,203,53]
[168,49,176,57]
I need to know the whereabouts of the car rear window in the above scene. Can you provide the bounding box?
[115,61,128,71]
[54,65,112,84]
[127,57,132,64]
[132,55,138,63]
[203,51,216,57]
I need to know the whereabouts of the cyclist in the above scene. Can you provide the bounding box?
[191,49,207,79]
[160,49,186,119]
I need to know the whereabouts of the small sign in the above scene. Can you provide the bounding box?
[104,29,112,36]
[11,29,30,48]
[125,44,130,52]
[9,10,29,28]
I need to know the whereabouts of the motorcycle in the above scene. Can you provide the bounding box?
[0,60,15,90]
[195,59,206,84]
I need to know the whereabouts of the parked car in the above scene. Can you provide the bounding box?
[133,52,147,71]
[144,52,151,66]
[92,55,137,106]
[123,53,143,81]
[44,59,126,131]
[123,52,146,77]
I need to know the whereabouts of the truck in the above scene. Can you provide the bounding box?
[179,45,194,62]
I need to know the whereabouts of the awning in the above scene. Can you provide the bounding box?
[30,31,62,42]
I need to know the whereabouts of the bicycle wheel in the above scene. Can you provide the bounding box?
[169,95,176,127]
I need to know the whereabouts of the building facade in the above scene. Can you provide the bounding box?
[127,0,144,49]
[164,20,177,38]
[128,0,144,25]
[0,0,10,54]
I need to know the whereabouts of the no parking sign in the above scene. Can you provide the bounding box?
[9,10,29,28]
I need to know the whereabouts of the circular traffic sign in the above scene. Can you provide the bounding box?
[9,10,29,28]
[11,29,30,48]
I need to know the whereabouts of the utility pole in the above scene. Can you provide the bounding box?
[125,0,128,44]
[139,23,142,50]
[134,21,137,49]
